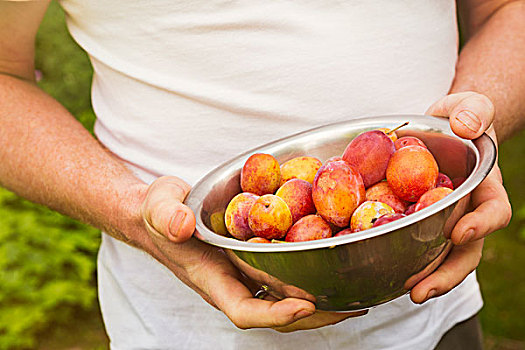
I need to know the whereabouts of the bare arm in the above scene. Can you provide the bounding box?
[453,0,525,141]
[0,1,153,250]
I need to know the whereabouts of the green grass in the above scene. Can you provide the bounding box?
[9,1,524,348]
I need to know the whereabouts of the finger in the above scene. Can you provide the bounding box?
[142,176,196,242]
[410,239,483,304]
[209,273,316,329]
[449,168,511,245]
[426,91,495,139]
[273,310,368,333]
[186,248,317,329]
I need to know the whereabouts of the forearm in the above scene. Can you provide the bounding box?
[452,1,525,142]
[0,73,150,249]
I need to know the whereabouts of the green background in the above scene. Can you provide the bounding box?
[1,2,524,349]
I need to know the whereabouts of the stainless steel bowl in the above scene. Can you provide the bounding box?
[185,115,496,311]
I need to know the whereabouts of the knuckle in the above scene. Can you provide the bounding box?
[229,308,252,330]
[433,266,459,293]
[455,93,494,120]
[232,319,251,330]
[164,176,191,192]
[476,94,495,113]
[150,176,191,199]
[493,198,512,230]
[502,202,512,228]
[438,271,457,293]
[149,176,170,190]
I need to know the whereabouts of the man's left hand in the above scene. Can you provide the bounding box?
[410,91,512,303]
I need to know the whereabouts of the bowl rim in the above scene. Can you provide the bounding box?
[186,114,496,252]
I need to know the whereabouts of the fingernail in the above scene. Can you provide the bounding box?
[425,289,437,302]
[169,211,187,239]
[456,111,481,133]
[294,309,314,320]
[459,229,475,245]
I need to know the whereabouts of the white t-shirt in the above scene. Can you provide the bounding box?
[59,0,483,348]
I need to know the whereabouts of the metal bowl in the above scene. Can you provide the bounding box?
[185,115,496,311]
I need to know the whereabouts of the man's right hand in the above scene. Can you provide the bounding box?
[139,176,367,332]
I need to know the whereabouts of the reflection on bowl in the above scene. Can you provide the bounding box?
[185,115,496,311]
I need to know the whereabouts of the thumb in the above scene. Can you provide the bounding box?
[141,176,196,243]
[426,91,495,139]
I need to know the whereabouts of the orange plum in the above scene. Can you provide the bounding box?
[224,192,259,240]
[241,153,281,195]
[285,215,332,242]
[275,178,316,223]
[280,156,322,185]
[350,201,395,232]
[386,145,439,202]
[248,194,293,240]
[377,127,398,142]
[312,160,366,227]
[365,181,409,213]
[414,187,453,212]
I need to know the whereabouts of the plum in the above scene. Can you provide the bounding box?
[365,181,409,213]
[394,136,427,150]
[372,213,407,227]
[405,203,417,215]
[334,228,355,237]
[436,173,454,189]
[247,237,271,243]
[414,187,453,212]
[248,194,293,240]
[280,156,322,185]
[350,201,395,232]
[224,192,259,240]
[342,130,396,188]
[241,153,281,195]
[312,160,366,227]
[386,145,439,202]
[285,215,332,242]
[275,178,316,223]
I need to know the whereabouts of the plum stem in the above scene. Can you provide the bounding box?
[387,122,409,135]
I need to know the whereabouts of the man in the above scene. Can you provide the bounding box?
[0,0,522,348]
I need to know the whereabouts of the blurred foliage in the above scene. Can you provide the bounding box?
[0,1,100,349]
[519,206,525,241]
[0,190,99,349]
[35,1,95,131]
[477,129,525,342]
